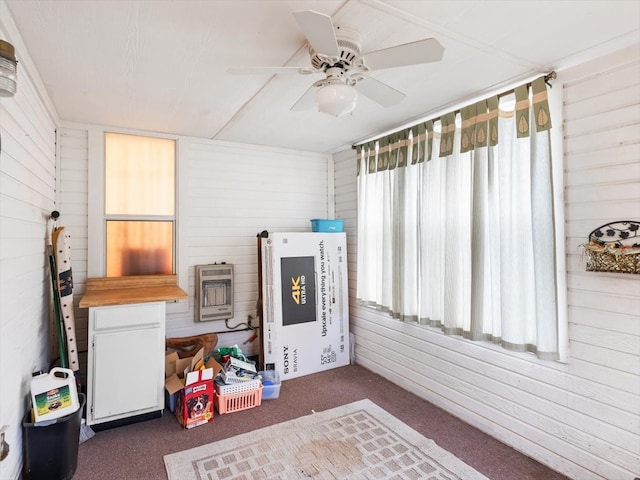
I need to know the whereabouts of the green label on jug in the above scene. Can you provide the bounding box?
[34,385,73,416]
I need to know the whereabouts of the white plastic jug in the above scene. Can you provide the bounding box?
[30,367,79,423]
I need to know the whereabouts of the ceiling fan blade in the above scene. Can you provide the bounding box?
[290,85,317,111]
[292,10,339,57]
[356,38,444,71]
[354,76,405,108]
[228,66,316,75]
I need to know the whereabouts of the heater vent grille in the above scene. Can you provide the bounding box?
[195,264,233,322]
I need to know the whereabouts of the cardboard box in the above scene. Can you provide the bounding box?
[261,232,350,380]
[165,348,222,429]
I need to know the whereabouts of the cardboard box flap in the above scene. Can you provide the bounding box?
[184,362,218,386]
[205,357,223,378]
[165,374,184,396]
[165,351,179,378]
[175,358,190,378]
[168,347,205,380]
[192,349,205,371]
[201,367,214,381]
[190,348,204,371]
[185,370,202,386]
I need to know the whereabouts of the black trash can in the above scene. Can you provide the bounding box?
[22,393,86,480]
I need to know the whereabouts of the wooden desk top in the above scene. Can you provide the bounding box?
[79,275,188,308]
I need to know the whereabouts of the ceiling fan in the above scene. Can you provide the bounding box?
[228,10,444,117]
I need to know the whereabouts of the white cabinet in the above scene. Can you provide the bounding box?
[86,301,165,426]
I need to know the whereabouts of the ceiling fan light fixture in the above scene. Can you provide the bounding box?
[315,82,357,117]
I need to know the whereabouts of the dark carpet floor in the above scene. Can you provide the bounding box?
[73,364,570,479]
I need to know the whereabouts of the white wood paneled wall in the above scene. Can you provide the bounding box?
[336,45,640,480]
[56,128,331,369]
[562,44,640,478]
[333,148,358,306]
[0,4,58,477]
[55,127,89,389]
[171,138,330,351]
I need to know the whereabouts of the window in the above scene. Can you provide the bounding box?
[356,76,564,360]
[104,133,176,277]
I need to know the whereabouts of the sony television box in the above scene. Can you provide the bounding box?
[261,232,350,381]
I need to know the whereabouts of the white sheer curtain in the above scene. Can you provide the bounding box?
[356,77,559,359]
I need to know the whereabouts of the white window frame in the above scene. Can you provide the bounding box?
[87,126,188,313]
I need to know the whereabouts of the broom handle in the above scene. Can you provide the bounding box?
[49,211,68,368]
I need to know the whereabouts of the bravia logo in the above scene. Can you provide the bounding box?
[291,275,306,305]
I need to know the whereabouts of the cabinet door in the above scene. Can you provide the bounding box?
[92,326,163,421]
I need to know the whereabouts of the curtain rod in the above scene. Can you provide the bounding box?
[351,71,557,149]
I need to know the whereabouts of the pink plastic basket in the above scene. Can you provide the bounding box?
[214,385,263,414]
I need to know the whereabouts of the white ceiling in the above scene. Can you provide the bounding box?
[4,0,640,154]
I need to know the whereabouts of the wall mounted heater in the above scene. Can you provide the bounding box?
[195,264,233,322]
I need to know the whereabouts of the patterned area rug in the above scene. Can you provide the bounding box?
[164,399,489,480]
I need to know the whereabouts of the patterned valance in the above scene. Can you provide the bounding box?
[355,74,554,175]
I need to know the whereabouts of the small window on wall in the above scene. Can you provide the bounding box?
[104,133,176,277]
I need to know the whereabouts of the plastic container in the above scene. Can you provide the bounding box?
[259,370,281,400]
[310,219,344,232]
[23,393,85,480]
[30,368,79,423]
[214,385,262,414]
[215,378,262,395]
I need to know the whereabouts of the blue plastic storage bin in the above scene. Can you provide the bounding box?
[259,370,281,400]
[310,219,344,232]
